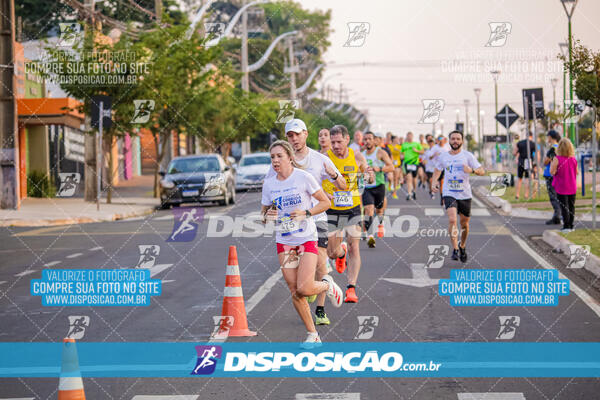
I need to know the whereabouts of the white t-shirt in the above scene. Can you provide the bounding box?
[266,148,338,223]
[425,144,445,172]
[436,150,481,200]
[349,142,361,153]
[261,168,320,245]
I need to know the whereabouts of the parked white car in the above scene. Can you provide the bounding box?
[235,152,271,191]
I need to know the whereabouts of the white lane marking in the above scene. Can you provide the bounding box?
[457,394,525,400]
[425,208,489,216]
[44,261,60,267]
[471,208,491,216]
[472,195,485,207]
[89,247,103,251]
[66,253,82,259]
[146,264,173,278]
[132,396,198,400]
[296,394,360,400]
[511,234,600,318]
[425,208,444,216]
[246,269,283,313]
[120,216,145,222]
[161,279,175,284]
[381,263,439,288]
[153,215,173,221]
[0,397,36,400]
[0,281,6,285]
[15,270,36,277]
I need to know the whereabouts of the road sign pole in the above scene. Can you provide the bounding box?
[593,106,597,229]
[523,94,532,200]
[505,112,512,173]
[97,101,103,211]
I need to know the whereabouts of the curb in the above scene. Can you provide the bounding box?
[0,206,157,227]
[474,186,512,214]
[475,186,597,222]
[542,229,600,278]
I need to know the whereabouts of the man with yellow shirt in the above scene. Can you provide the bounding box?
[323,124,372,303]
[388,135,403,199]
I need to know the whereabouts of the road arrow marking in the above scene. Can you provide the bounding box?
[457,393,525,400]
[296,394,360,400]
[146,263,173,278]
[380,263,439,288]
[15,270,36,277]
[132,396,198,400]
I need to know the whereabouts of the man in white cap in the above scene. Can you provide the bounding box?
[266,118,347,325]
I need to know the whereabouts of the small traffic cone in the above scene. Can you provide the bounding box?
[377,223,385,238]
[58,338,86,400]
[219,246,256,337]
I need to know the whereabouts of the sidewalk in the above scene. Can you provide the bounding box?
[0,174,159,227]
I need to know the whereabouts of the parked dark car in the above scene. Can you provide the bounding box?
[159,154,236,208]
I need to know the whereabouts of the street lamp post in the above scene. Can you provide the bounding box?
[474,88,482,157]
[560,0,579,143]
[455,109,460,123]
[491,70,500,164]
[440,119,444,134]
[464,99,470,139]
[559,42,569,137]
[480,110,486,165]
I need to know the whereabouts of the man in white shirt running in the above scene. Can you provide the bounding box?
[266,119,347,325]
[432,130,485,263]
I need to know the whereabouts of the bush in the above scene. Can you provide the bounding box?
[27,170,56,198]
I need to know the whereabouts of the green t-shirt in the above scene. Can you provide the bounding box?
[401,142,423,164]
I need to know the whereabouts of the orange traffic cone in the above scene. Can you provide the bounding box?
[218,246,257,337]
[377,223,385,238]
[58,338,86,400]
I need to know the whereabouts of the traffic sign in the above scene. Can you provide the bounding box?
[91,95,112,129]
[522,88,545,120]
[495,105,519,129]
[455,122,464,133]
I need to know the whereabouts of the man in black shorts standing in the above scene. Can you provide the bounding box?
[513,132,537,200]
[432,130,485,262]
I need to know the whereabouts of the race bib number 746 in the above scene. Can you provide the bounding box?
[333,191,353,207]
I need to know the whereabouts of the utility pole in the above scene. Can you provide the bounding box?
[339,83,343,104]
[155,0,162,22]
[287,36,296,100]
[84,0,97,201]
[474,88,482,158]
[0,0,19,209]
[240,1,250,154]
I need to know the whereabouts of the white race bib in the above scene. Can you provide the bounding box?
[523,159,530,170]
[448,178,464,192]
[406,164,417,171]
[333,191,353,207]
[278,215,301,236]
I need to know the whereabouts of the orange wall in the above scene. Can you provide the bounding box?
[17,98,84,119]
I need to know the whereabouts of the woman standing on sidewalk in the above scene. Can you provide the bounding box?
[550,138,578,233]
[261,140,343,347]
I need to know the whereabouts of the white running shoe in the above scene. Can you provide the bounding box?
[301,331,322,349]
[322,274,343,308]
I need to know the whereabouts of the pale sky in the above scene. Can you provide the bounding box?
[299,0,600,138]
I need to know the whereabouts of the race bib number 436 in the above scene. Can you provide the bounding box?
[448,179,464,192]
[333,191,353,207]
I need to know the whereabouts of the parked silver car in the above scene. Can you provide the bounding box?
[159,154,236,208]
[235,152,271,192]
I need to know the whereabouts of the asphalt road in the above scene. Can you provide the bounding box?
[1,180,599,399]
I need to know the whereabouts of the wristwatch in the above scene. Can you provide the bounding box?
[331,172,339,180]
[305,210,312,217]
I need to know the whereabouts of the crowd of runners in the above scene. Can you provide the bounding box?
[260,119,485,346]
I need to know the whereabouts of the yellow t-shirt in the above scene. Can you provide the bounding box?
[323,148,361,210]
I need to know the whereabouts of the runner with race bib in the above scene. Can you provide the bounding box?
[261,140,343,347]
[323,125,373,303]
[361,131,395,248]
[401,131,425,201]
[265,119,347,326]
[432,130,485,263]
